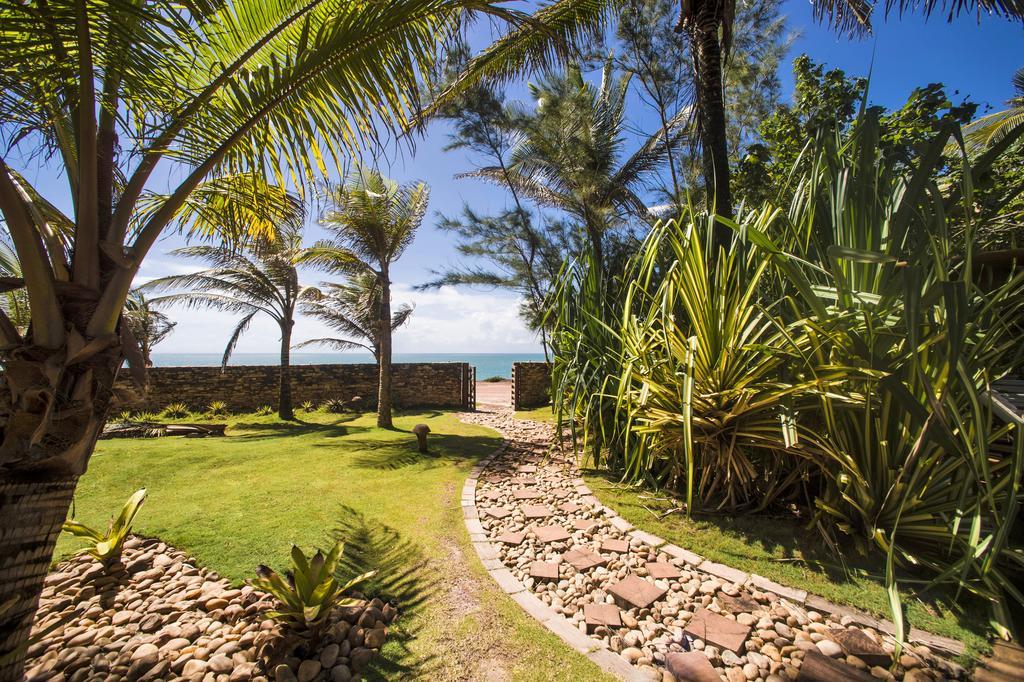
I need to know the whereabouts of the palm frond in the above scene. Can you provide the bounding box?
[420,0,617,122]
[222,309,260,367]
[293,337,374,354]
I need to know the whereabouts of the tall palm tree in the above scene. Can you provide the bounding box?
[0,2,519,672]
[296,273,414,360]
[123,290,176,367]
[302,168,428,428]
[470,59,684,275]
[145,236,318,420]
[430,0,1024,230]
[0,236,29,334]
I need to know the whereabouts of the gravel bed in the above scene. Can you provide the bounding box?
[24,537,395,682]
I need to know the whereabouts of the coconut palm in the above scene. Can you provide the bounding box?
[0,236,29,335]
[432,0,1024,233]
[145,235,318,420]
[469,58,684,275]
[962,67,1024,152]
[302,168,428,428]
[123,290,176,367]
[296,273,414,360]
[0,1,522,671]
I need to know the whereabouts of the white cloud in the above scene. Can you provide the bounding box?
[146,280,542,356]
[388,284,539,353]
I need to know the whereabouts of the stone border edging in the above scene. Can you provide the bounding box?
[461,423,965,682]
[461,443,648,681]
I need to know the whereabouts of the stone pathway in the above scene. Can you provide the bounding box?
[459,407,969,682]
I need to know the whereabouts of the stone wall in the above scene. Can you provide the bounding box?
[117,363,474,412]
[512,362,551,409]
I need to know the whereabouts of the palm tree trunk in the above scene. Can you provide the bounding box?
[0,348,119,681]
[690,6,734,246]
[584,217,605,277]
[278,320,293,420]
[0,478,78,682]
[377,271,393,429]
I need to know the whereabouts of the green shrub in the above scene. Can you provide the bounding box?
[160,402,190,419]
[300,400,315,412]
[615,211,819,512]
[251,541,374,638]
[62,489,147,566]
[323,397,363,413]
[552,110,1024,639]
[254,405,273,416]
[205,401,228,417]
[483,376,506,382]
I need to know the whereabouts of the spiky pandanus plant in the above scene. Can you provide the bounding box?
[0,2,519,668]
[145,234,320,420]
[738,110,1024,642]
[613,208,837,513]
[301,168,428,429]
[296,273,414,361]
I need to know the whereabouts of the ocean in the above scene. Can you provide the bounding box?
[149,352,547,380]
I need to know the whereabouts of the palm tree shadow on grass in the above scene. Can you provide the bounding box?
[343,433,503,470]
[228,419,368,441]
[329,505,438,680]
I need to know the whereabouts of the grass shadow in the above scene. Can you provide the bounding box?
[329,505,438,681]
[228,419,368,441]
[584,468,855,579]
[344,433,502,471]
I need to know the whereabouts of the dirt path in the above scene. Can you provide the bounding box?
[424,480,513,681]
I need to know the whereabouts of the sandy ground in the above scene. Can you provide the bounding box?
[476,380,511,408]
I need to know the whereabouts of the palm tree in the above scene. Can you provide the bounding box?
[0,236,29,334]
[0,1,515,671]
[296,273,414,360]
[145,235,318,420]
[470,59,684,275]
[123,290,176,367]
[302,168,428,428]
[431,0,1024,231]
[962,67,1024,152]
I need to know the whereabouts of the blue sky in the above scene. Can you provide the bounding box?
[16,2,1024,356]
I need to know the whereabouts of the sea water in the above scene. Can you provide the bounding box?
[150,352,547,380]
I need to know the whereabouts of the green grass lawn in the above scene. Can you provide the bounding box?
[61,409,612,681]
[513,405,556,423]
[583,472,991,665]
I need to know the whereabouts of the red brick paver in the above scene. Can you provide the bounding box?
[607,575,667,610]
[684,607,751,655]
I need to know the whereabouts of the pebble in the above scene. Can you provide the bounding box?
[462,408,967,682]
[816,639,843,658]
[320,642,340,668]
[274,664,298,682]
[24,537,396,682]
[297,659,321,682]
[207,653,233,673]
